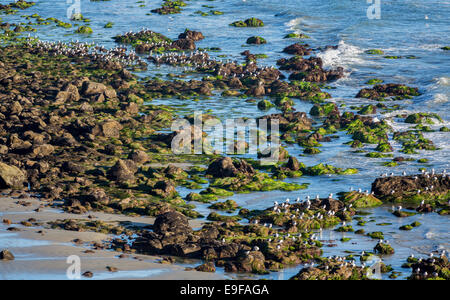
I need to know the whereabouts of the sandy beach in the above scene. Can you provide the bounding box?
[0,195,226,280]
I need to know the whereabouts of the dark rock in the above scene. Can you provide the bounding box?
[206,157,255,178]
[153,211,192,235]
[0,249,14,260]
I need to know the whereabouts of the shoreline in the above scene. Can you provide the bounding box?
[0,196,226,280]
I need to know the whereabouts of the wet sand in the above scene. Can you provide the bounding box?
[0,196,225,280]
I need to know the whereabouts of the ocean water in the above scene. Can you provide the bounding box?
[1,0,449,280]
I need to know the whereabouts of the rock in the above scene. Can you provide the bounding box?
[122,102,139,115]
[61,161,85,174]
[374,242,395,255]
[246,82,265,96]
[416,203,433,213]
[172,39,196,50]
[106,266,118,272]
[81,81,108,96]
[56,84,80,103]
[229,251,266,274]
[178,30,204,41]
[246,36,266,45]
[206,157,255,178]
[152,180,177,198]
[107,160,136,184]
[195,262,216,272]
[0,162,26,189]
[286,156,300,171]
[84,187,110,205]
[372,174,450,204]
[32,144,54,158]
[79,102,93,113]
[153,211,192,235]
[169,243,202,257]
[0,249,14,261]
[82,271,93,278]
[128,150,149,165]
[9,101,23,115]
[283,43,311,56]
[100,120,123,138]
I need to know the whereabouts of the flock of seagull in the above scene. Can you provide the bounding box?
[24,38,145,68]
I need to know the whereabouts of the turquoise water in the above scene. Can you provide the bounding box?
[1,0,449,279]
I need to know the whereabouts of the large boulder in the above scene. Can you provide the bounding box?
[0,162,26,189]
[153,211,192,235]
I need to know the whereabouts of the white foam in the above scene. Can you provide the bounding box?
[434,76,450,87]
[285,17,305,30]
[317,40,368,72]
[427,93,449,105]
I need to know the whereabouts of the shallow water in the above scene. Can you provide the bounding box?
[0,0,449,279]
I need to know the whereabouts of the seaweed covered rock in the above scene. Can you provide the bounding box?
[230,18,264,27]
[374,242,395,255]
[310,102,339,117]
[338,191,383,208]
[408,254,449,280]
[246,36,266,45]
[356,84,420,100]
[290,259,369,280]
[225,250,267,274]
